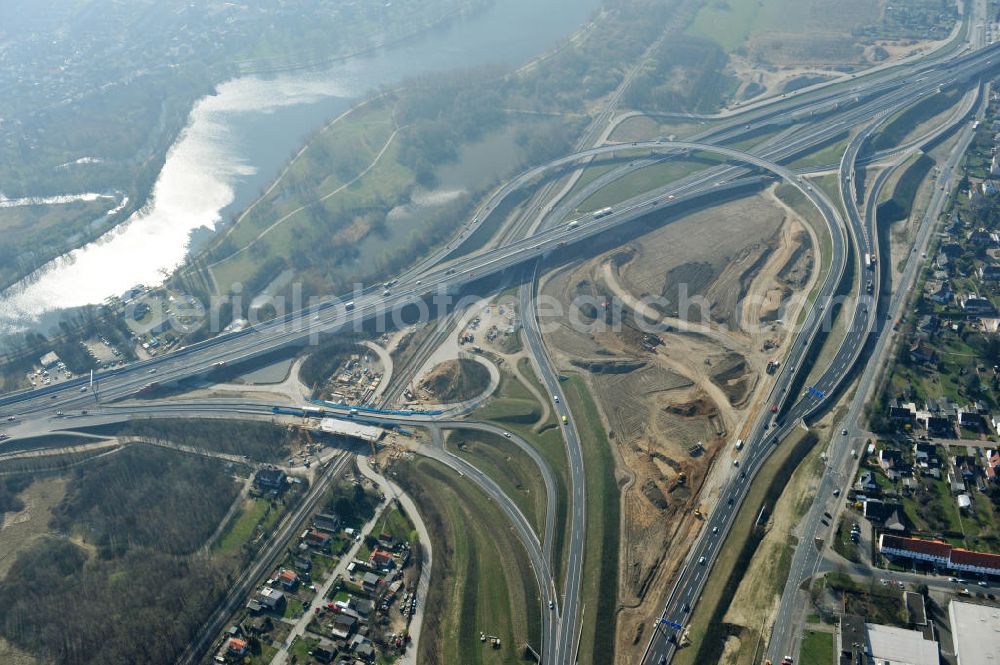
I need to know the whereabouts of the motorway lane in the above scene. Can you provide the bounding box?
[0,137,852,427]
[422,425,558,661]
[5,40,1000,423]
[445,421,559,560]
[518,277,588,665]
[0,34,998,665]
[2,137,849,665]
[765,83,989,665]
[641,57,990,665]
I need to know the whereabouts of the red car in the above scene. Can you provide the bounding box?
[771,405,778,413]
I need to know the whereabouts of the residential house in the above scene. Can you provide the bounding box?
[856,470,879,493]
[349,597,375,619]
[313,512,341,532]
[942,242,965,258]
[878,448,912,480]
[369,549,395,571]
[946,211,964,235]
[982,179,998,196]
[254,467,287,493]
[331,613,357,639]
[863,499,908,532]
[879,534,952,568]
[890,403,918,423]
[983,449,1000,481]
[959,294,997,316]
[277,569,299,591]
[970,229,995,246]
[981,318,1000,333]
[926,415,954,438]
[913,442,937,463]
[916,315,940,334]
[958,493,973,511]
[305,529,333,551]
[247,616,272,635]
[312,646,337,663]
[361,572,381,593]
[256,587,286,613]
[227,638,249,658]
[909,342,938,365]
[980,263,1000,281]
[950,547,1000,576]
[952,454,979,482]
[958,409,987,433]
[294,557,313,573]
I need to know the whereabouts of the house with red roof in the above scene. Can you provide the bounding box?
[878,534,952,567]
[369,549,395,571]
[277,569,299,591]
[227,637,249,657]
[949,547,1000,576]
[879,534,1000,575]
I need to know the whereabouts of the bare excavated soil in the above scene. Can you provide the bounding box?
[538,189,818,664]
[417,358,490,403]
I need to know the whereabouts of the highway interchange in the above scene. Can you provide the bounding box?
[3,9,1000,664]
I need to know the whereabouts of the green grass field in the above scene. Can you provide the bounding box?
[562,375,620,664]
[476,368,569,591]
[800,630,834,665]
[374,505,417,544]
[394,457,541,664]
[788,134,851,170]
[213,497,270,555]
[448,428,548,539]
[572,157,719,213]
[686,0,818,52]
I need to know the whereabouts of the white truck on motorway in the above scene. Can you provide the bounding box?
[592,207,613,220]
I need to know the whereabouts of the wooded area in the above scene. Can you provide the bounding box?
[0,538,227,665]
[49,445,240,558]
[120,418,294,463]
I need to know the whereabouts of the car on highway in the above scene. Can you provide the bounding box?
[771,405,778,412]
[712,526,718,534]
[503,431,512,439]
[553,395,559,403]
[842,429,848,435]
[561,415,567,425]
[548,600,554,609]
[5,416,13,421]
[698,556,706,565]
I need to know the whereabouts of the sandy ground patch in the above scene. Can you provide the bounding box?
[537,190,819,663]
[0,477,68,581]
[718,412,834,665]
